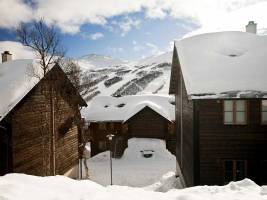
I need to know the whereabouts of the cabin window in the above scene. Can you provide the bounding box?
[98,141,107,151]
[261,100,267,124]
[223,100,247,124]
[98,123,106,130]
[223,160,247,184]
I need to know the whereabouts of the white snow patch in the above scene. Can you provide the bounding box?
[144,172,182,192]
[87,138,176,187]
[0,59,43,120]
[0,173,266,200]
[175,31,267,96]
[78,54,128,70]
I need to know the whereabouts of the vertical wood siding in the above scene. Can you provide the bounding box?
[196,99,267,185]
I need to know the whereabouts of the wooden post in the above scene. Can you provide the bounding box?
[50,83,56,175]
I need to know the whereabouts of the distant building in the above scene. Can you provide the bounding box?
[83,95,176,157]
[0,55,87,177]
[169,28,267,186]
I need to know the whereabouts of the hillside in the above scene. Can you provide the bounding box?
[76,52,172,102]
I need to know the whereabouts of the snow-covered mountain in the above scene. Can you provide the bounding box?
[78,54,128,70]
[77,52,172,101]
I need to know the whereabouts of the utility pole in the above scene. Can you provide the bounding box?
[106,134,114,185]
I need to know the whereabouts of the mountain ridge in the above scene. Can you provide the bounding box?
[77,51,173,101]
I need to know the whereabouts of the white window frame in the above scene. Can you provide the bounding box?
[261,100,267,124]
[223,100,247,125]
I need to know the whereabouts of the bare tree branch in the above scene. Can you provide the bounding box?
[16,18,66,77]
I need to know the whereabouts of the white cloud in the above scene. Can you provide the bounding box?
[132,40,144,52]
[90,32,104,40]
[145,42,163,55]
[1,0,267,37]
[81,32,104,40]
[0,41,34,62]
[110,17,141,36]
[34,0,144,34]
[107,47,124,53]
[182,1,267,38]
[0,0,33,28]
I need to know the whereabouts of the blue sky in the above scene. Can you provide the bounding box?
[0,12,197,60]
[0,0,267,61]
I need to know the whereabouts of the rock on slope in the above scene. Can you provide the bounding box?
[76,52,172,102]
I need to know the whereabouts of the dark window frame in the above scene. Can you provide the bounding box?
[223,160,247,184]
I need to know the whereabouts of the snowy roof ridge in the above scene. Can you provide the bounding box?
[175,31,267,98]
[123,100,172,122]
[82,94,175,122]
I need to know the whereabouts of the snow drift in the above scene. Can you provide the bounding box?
[0,173,267,200]
[87,138,176,187]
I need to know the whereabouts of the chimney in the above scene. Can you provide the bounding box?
[1,51,12,63]
[246,21,257,34]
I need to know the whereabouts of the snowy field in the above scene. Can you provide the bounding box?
[87,138,176,187]
[1,173,267,200]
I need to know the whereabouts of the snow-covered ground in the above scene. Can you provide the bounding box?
[86,138,176,187]
[1,173,267,200]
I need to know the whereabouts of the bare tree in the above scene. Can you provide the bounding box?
[16,19,67,175]
[61,58,83,93]
[17,18,65,77]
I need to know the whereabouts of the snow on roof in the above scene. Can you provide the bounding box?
[82,94,175,122]
[175,31,267,99]
[0,59,44,120]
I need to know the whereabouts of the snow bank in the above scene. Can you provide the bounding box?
[144,172,182,192]
[1,173,266,200]
[175,31,267,97]
[82,94,175,122]
[87,138,176,187]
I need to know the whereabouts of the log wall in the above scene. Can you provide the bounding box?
[11,67,82,176]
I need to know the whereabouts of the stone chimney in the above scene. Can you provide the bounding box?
[1,51,12,63]
[246,21,257,34]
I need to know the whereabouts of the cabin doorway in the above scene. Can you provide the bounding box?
[0,126,9,175]
[223,160,247,184]
[260,160,267,185]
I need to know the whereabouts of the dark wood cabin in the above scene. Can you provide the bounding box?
[85,96,176,158]
[169,31,267,187]
[0,61,87,177]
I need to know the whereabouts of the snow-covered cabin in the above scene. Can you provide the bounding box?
[0,55,87,177]
[82,95,176,157]
[169,22,267,187]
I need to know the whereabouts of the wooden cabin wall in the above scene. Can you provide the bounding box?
[127,107,168,139]
[195,99,267,185]
[11,75,81,176]
[11,81,52,176]
[0,122,12,175]
[174,63,194,186]
[54,89,79,175]
[180,76,194,186]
